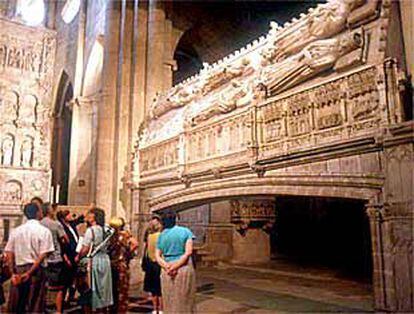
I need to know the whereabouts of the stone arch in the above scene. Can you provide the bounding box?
[20,94,38,125]
[148,175,382,212]
[83,38,104,97]
[173,31,203,85]
[51,70,73,204]
[1,133,15,166]
[20,134,34,168]
[2,90,19,123]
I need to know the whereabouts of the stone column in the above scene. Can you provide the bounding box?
[95,0,123,217]
[145,0,166,111]
[381,201,413,312]
[230,198,275,264]
[378,122,414,312]
[365,203,387,310]
[399,0,414,87]
[68,96,98,205]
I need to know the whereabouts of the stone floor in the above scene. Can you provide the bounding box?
[2,261,374,313]
[128,260,373,313]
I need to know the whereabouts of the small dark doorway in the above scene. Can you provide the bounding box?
[51,72,73,205]
[271,196,372,282]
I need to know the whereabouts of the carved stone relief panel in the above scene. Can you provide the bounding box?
[287,92,312,137]
[347,67,379,122]
[139,138,179,173]
[313,80,345,130]
[0,19,56,210]
[262,99,286,143]
[230,198,276,234]
[257,65,385,158]
[185,111,251,164]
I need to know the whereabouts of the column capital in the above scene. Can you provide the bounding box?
[365,203,383,221]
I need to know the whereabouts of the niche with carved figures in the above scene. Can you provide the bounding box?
[1,90,19,125]
[1,133,15,166]
[18,94,38,127]
[20,135,34,168]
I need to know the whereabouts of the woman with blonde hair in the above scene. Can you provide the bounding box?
[108,217,138,313]
[143,216,163,314]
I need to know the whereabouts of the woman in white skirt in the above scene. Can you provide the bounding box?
[156,210,196,313]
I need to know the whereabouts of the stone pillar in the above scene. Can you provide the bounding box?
[365,203,387,310]
[399,0,414,87]
[132,1,148,126]
[145,0,166,111]
[376,122,414,312]
[95,0,123,217]
[68,97,98,205]
[230,198,275,264]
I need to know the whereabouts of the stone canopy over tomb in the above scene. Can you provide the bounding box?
[134,0,401,177]
[131,1,413,312]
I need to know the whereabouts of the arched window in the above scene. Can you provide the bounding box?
[61,0,81,24]
[16,0,45,27]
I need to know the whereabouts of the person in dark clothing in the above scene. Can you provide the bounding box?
[0,251,9,307]
[57,210,85,304]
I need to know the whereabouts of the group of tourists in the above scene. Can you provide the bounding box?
[142,212,196,314]
[0,197,196,314]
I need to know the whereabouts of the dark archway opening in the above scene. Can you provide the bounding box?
[271,196,372,283]
[173,36,203,86]
[51,72,73,205]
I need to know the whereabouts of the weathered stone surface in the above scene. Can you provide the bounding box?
[0,18,56,240]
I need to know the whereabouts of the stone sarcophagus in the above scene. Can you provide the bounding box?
[132,0,404,189]
[0,18,56,238]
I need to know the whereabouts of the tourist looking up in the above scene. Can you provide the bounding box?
[41,202,68,314]
[76,207,113,312]
[57,209,84,304]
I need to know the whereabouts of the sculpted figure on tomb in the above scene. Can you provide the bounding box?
[1,135,14,166]
[150,85,199,119]
[262,0,365,64]
[259,31,363,95]
[190,96,237,126]
[189,80,255,125]
[202,58,253,95]
[20,137,34,167]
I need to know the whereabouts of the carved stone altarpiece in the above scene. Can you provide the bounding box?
[0,18,56,238]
